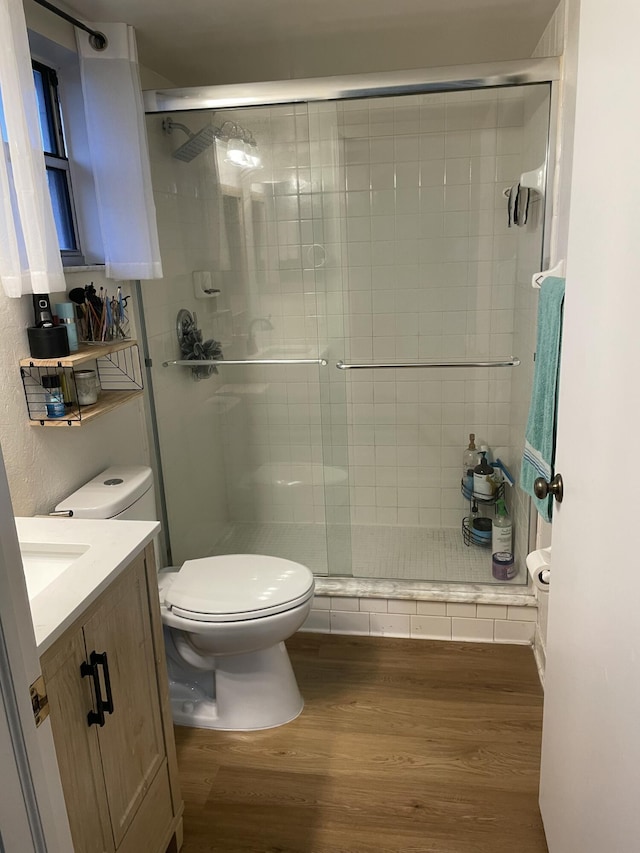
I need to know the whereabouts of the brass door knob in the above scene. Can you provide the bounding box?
[533,473,564,503]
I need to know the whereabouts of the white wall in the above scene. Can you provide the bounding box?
[0,273,150,516]
[143,1,561,87]
[0,7,150,516]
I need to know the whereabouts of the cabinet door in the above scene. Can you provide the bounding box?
[83,556,165,848]
[41,630,115,853]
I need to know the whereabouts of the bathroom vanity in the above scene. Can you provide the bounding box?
[17,518,183,853]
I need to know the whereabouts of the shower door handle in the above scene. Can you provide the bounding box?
[534,473,564,503]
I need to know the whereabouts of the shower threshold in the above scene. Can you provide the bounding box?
[210,521,529,592]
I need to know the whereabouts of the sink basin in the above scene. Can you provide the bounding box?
[20,542,90,600]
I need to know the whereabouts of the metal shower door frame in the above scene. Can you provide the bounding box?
[143,57,560,113]
[141,57,561,575]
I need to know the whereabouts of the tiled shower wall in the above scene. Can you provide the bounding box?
[334,90,532,532]
[208,91,545,544]
[144,105,341,566]
[144,86,549,584]
[144,116,232,565]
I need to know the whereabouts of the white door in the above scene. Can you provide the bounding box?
[0,679,38,852]
[539,1,640,850]
[0,445,73,852]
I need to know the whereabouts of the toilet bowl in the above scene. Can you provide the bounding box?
[159,554,314,730]
[56,467,315,732]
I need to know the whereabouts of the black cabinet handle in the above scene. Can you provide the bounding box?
[80,651,114,727]
[93,652,114,715]
[80,653,105,727]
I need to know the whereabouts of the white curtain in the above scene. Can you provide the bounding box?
[0,0,66,298]
[77,23,162,280]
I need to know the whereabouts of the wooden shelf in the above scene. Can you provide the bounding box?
[20,339,138,369]
[28,390,144,427]
[21,339,143,427]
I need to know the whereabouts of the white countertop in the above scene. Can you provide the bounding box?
[16,517,160,655]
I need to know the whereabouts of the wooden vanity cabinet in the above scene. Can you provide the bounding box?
[40,544,183,853]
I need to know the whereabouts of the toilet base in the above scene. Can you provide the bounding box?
[168,641,304,731]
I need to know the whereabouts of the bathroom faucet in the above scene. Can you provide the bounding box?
[247,316,274,355]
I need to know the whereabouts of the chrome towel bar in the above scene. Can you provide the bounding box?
[162,357,519,369]
[162,358,328,367]
[335,358,520,370]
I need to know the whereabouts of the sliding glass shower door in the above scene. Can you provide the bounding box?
[143,79,551,586]
[143,103,352,575]
[330,84,551,583]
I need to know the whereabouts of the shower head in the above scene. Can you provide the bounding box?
[162,116,218,162]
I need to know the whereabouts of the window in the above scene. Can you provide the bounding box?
[32,61,84,264]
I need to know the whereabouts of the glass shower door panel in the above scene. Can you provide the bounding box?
[214,361,331,575]
[144,103,343,574]
[332,85,551,584]
[308,101,353,576]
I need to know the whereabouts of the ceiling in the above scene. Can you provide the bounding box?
[64,0,560,88]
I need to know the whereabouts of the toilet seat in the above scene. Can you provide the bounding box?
[163,554,314,623]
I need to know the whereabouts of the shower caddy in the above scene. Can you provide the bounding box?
[460,480,505,548]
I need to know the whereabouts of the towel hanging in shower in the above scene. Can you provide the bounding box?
[520,276,565,522]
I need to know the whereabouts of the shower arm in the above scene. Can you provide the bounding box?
[162,117,194,138]
[163,116,251,144]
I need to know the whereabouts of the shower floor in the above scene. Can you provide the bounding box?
[211,521,507,584]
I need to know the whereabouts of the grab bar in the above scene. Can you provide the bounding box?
[335,358,520,370]
[162,358,328,367]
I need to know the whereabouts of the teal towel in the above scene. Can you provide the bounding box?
[520,276,565,522]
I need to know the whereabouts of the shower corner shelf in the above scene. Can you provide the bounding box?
[461,480,505,549]
[462,516,493,548]
[460,480,505,505]
[19,340,144,427]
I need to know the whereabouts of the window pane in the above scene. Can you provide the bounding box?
[33,68,56,155]
[46,168,77,251]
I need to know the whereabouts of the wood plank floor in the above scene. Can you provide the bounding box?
[174,633,548,853]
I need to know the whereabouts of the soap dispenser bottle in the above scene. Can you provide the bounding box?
[473,451,495,497]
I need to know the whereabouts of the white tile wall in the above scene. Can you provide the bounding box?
[146,87,550,591]
[336,91,534,536]
[301,596,536,644]
[145,112,236,565]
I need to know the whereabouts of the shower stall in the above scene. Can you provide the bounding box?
[139,59,557,595]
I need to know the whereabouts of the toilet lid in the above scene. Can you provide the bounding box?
[164,554,315,622]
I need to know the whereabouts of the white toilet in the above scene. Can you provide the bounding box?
[55,466,315,731]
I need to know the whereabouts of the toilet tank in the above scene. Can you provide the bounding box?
[55,466,158,521]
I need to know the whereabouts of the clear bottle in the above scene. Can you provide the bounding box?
[473,451,495,497]
[42,374,66,418]
[462,433,477,479]
[492,498,512,554]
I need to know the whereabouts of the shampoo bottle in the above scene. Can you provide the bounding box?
[492,499,512,554]
[492,499,515,580]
